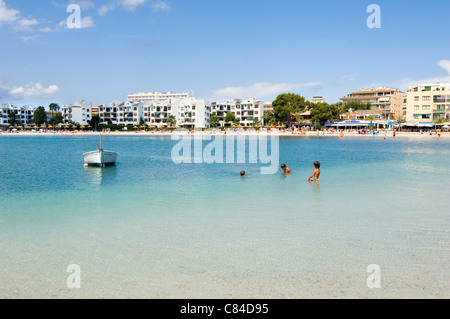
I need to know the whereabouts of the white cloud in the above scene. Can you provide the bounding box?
[8,83,60,98]
[74,0,95,10]
[99,0,170,15]
[151,0,171,12]
[122,0,147,12]
[13,17,39,30]
[98,4,116,16]
[437,60,450,75]
[212,82,322,100]
[17,35,40,42]
[79,16,95,28]
[0,0,20,24]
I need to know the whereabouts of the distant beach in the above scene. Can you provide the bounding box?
[1,129,449,139]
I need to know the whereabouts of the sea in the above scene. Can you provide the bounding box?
[0,134,449,298]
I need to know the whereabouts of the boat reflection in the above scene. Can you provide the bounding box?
[83,165,118,186]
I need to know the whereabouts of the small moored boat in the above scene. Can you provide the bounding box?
[83,135,118,167]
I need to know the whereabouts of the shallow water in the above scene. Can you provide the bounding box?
[0,135,449,298]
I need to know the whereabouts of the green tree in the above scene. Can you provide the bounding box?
[8,111,18,127]
[167,115,176,128]
[263,111,276,126]
[33,106,47,126]
[49,103,59,119]
[53,112,63,125]
[88,114,101,128]
[224,112,237,126]
[434,117,445,124]
[310,103,337,128]
[252,118,262,127]
[366,115,375,125]
[343,101,372,112]
[272,93,306,127]
[210,114,220,127]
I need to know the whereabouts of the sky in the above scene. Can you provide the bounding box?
[1,0,450,108]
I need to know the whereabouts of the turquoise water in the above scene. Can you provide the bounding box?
[0,135,449,298]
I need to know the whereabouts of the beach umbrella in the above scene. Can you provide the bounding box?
[80,125,85,130]
[72,125,77,129]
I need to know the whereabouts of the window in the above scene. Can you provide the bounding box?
[422,96,431,101]
[422,114,430,119]
[434,95,446,103]
[422,105,431,110]
[414,106,419,110]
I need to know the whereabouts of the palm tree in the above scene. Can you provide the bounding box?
[49,103,60,119]
[366,115,375,124]
[434,117,445,124]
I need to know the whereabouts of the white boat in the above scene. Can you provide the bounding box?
[83,135,118,167]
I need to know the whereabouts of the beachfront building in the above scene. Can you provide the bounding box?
[172,97,211,129]
[0,104,37,126]
[99,101,121,125]
[341,109,396,121]
[211,98,263,127]
[405,83,450,123]
[127,91,194,102]
[141,100,172,128]
[117,101,143,126]
[311,96,326,104]
[341,87,405,118]
[61,101,92,125]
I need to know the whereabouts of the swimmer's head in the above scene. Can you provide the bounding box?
[281,164,287,169]
[240,171,246,177]
[314,161,321,169]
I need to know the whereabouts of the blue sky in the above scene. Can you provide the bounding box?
[1,0,450,107]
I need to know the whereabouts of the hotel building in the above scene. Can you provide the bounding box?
[172,97,211,129]
[61,101,92,126]
[211,98,263,127]
[0,104,36,126]
[117,101,143,126]
[141,100,172,127]
[99,101,121,125]
[405,83,450,123]
[127,91,194,102]
[341,87,405,118]
[311,96,326,104]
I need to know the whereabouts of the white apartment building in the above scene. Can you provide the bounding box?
[211,98,263,127]
[405,83,450,123]
[141,100,173,127]
[127,91,194,102]
[0,104,36,126]
[99,101,121,125]
[136,97,211,129]
[61,101,92,125]
[117,101,143,125]
[172,97,211,129]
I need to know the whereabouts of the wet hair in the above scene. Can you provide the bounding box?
[281,164,286,169]
[314,161,321,169]
[240,171,246,177]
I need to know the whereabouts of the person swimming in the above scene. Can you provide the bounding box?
[240,171,246,177]
[281,164,291,174]
[308,161,321,183]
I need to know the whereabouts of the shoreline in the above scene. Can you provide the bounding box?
[1,130,449,139]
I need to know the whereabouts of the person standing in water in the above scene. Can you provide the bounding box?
[308,161,321,183]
